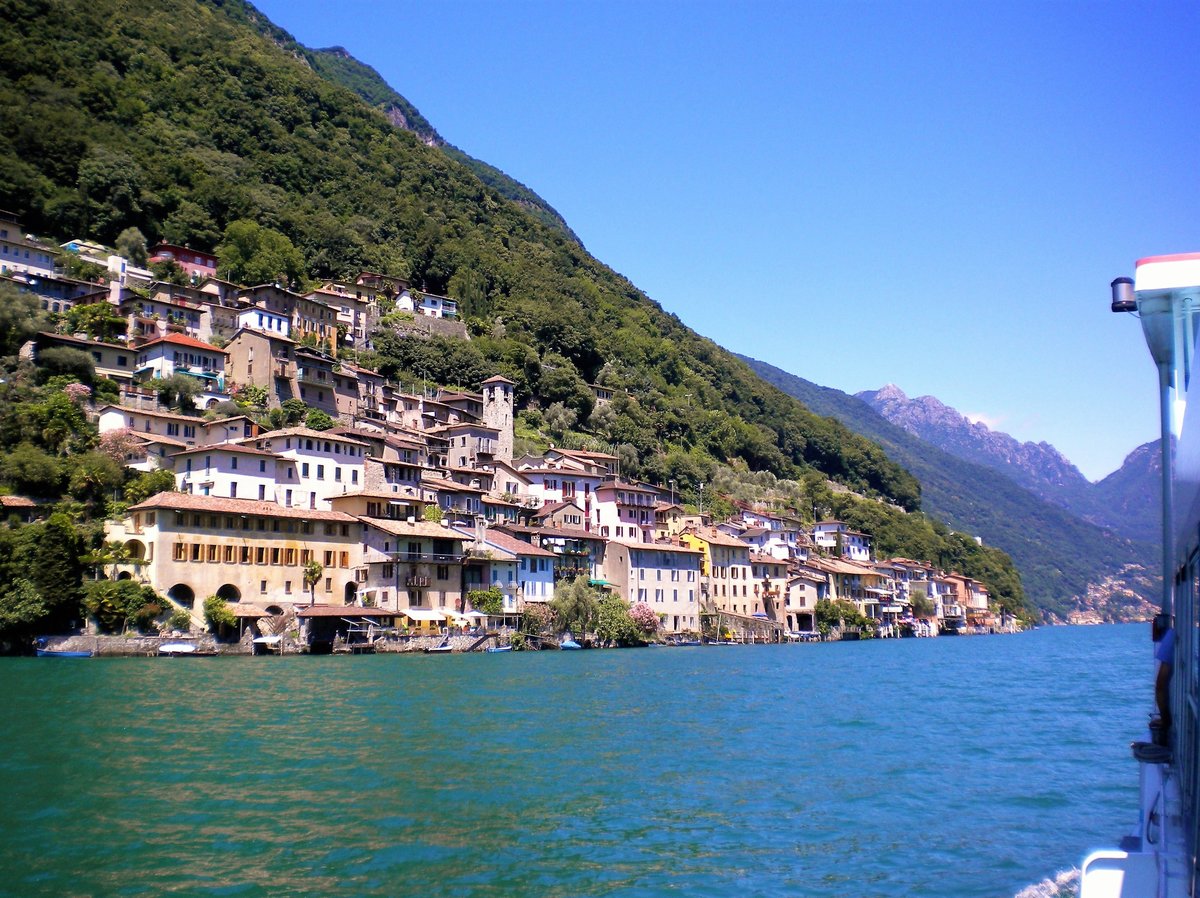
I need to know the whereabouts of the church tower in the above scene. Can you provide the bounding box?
[480,375,515,464]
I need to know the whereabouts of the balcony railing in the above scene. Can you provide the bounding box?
[393,552,462,564]
[405,575,431,588]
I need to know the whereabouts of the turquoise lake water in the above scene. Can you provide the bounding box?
[0,624,1151,897]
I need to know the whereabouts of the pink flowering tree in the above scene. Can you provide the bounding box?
[629,602,661,635]
[63,382,92,404]
[97,428,139,464]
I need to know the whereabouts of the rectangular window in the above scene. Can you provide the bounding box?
[324,551,334,566]
[324,577,332,593]
[301,549,312,564]
[255,547,266,565]
[240,546,251,564]
[207,545,218,563]
[224,546,234,563]
[191,543,202,562]
[339,551,349,569]
[284,548,296,566]
[260,580,267,594]
[317,465,324,480]
[271,548,281,565]
[173,543,186,561]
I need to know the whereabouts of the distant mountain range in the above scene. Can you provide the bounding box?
[856,384,1160,543]
[742,357,1159,621]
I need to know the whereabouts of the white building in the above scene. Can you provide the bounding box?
[245,427,368,510]
[174,444,282,502]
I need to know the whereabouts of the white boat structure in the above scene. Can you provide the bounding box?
[1084,254,1200,897]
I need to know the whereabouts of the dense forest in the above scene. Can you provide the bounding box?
[0,0,1035,621]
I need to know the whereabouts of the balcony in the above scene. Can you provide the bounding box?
[405,575,431,588]
[297,367,328,385]
[395,552,461,564]
[273,361,294,379]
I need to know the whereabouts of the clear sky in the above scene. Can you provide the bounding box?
[255,0,1199,481]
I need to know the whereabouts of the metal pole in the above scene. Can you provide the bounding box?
[1158,361,1175,615]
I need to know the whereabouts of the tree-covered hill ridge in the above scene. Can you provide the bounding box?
[220,1,581,243]
[0,0,1031,614]
[740,354,1158,621]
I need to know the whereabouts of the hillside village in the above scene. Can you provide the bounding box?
[2,212,1015,649]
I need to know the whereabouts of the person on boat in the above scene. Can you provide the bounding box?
[1154,617,1175,745]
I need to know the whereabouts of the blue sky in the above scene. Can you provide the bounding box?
[255,0,1199,481]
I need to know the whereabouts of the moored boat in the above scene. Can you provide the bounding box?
[35,647,92,657]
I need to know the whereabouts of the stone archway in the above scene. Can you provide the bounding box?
[117,571,132,581]
[344,582,357,605]
[168,583,196,612]
[124,539,147,561]
[216,583,241,603]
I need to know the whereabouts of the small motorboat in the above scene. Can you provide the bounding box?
[559,633,582,650]
[159,642,198,656]
[35,648,93,657]
[34,637,92,657]
[485,645,513,653]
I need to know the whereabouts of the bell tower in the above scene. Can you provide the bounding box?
[480,375,515,464]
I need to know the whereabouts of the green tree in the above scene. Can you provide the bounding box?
[115,227,148,266]
[68,452,125,509]
[305,409,334,431]
[216,220,306,288]
[0,443,66,497]
[35,347,95,386]
[910,587,935,619]
[0,578,49,643]
[14,513,86,632]
[0,285,49,356]
[203,594,237,633]
[123,468,176,505]
[154,373,202,412]
[84,580,162,633]
[595,594,639,646]
[149,258,189,285]
[467,587,504,616]
[550,576,600,638]
[76,146,144,242]
[303,559,323,605]
[65,302,126,341]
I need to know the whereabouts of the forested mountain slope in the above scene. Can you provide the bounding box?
[0,0,1038,614]
[742,356,1158,620]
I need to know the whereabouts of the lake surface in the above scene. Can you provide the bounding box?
[0,624,1152,897]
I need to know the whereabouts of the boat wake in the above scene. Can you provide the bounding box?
[1013,868,1079,898]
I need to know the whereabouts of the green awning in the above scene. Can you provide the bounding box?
[589,579,612,587]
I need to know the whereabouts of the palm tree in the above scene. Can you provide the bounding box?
[303,559,323,606]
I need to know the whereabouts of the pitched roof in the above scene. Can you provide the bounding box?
[455,526,557,558]
[127,491,357,522]
[613,540,703,555]
[361,518,466,540]
[98,404,206,424]
[171,443,281,459]
[683,526,750,549]
[138,333,228,354]
[252,427,368,445]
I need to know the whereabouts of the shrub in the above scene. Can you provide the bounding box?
[203,595,237,631]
